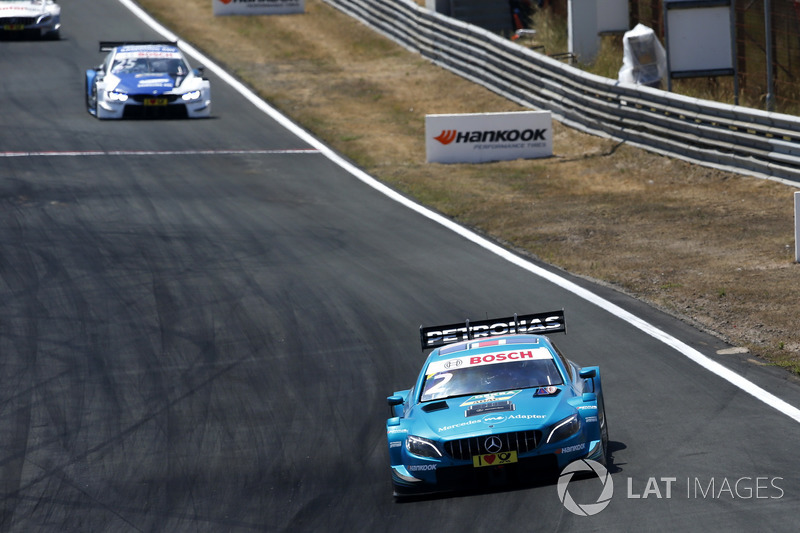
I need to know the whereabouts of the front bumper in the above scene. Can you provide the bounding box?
[0,17,60,39]
[97,94,211,120]
[392,454,561,496]
[391,437,603,496]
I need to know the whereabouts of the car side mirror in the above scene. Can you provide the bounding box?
[387,395,404,418]
[579,368,597,393]
[387,395,404,406]
[194,66,206,78]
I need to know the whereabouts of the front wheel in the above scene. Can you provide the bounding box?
[86,79,97,115]
[597,404,609,467]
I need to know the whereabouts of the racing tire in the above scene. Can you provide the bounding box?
[597,404,609,467]
[86,79,97,115]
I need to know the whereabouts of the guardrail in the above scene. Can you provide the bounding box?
[322,0,800,186]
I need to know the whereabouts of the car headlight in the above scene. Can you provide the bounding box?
[181,90,202,102]
[546,414,581,443]
[406,435,442,459]
[106,91,128,102]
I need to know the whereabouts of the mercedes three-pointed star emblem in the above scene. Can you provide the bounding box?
[484,435,502,454]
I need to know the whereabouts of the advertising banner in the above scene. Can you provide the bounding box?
[213,0,305,16]
[425,111,552,164]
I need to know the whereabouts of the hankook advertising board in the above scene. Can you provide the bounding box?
[425,111,553,164]
[213,0,305,16]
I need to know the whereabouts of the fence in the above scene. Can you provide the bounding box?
[321,0,800,186]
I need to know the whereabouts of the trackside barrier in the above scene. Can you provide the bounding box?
[321,0,800,186]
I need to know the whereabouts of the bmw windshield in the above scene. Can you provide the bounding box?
[111,54,188,76]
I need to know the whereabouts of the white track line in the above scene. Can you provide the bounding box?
[117,0,800,424]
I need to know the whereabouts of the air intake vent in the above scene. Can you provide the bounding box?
[421,401,449,412]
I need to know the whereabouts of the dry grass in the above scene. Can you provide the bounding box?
[137,0,800,374]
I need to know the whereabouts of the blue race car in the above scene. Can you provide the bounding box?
[85,41,211,119]
[386,310,608,498]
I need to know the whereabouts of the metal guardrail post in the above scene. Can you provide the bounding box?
[795,191,800,262]
[765,0,775,112]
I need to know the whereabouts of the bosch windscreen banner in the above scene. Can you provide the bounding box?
[425,111,552,164]
[213,0,305,16]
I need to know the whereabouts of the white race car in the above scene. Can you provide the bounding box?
[85,41,212,120]
[0,0,60,40]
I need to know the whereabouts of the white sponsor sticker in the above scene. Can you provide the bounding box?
[427,347,552,375]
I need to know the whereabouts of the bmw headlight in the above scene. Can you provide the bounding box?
[406,435,442,459]
[546,414,581,443]
[181,90,202,102]
[106,91,128,102]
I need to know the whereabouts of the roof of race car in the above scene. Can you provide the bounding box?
[115,44,181,55]
[434,334,548,356]
[99,41,180,54]
[428,331,553,357]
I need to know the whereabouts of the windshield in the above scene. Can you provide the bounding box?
[111,55,188,76]
[420,358,563,402]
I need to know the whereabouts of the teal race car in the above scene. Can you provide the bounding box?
[386,310,608,498]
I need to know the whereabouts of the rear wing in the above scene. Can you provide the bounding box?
[419,310,565,351]
[99,41,177,52]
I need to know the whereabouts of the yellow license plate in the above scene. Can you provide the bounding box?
[143,98,168,107]
[3,24,25,31]
[472,450,518,468]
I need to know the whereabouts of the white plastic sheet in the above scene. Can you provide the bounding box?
[618,24,667,87]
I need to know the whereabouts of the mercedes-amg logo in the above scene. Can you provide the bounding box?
[484,436,502,453]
